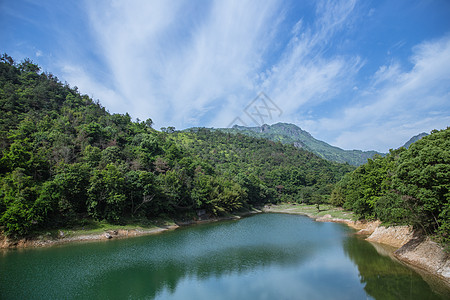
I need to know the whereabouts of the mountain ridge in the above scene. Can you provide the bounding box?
[215,122,382,166]
[401,132,428,149]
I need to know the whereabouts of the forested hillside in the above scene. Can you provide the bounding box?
[330,128,449,244]
[217,123,382,166]
[0,55,353,237]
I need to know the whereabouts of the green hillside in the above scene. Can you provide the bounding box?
[216,123,382,166]
[0,55,353,237]
[330,128,449,245]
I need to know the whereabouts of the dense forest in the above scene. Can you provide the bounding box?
[330,128,449,244]
[0,55,353,237]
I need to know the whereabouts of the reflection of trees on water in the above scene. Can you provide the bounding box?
[86,245,314,299]
[82,219,317,300]
[3,214,447,300]
[343,237,443,300]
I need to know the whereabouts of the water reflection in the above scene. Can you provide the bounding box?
[0,214,446,300]
[77,216,321,299]
[343,237,445,300]
[85,245,316,299]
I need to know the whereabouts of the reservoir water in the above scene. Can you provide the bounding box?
[0,213,447,299]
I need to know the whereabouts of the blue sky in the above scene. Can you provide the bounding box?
[1,0,449,152]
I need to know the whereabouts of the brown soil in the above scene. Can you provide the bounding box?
[0,209,261,249]
[0,226,179,249]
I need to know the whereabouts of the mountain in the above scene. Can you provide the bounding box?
[216,123,382,166]
[401,132,428,149]
[0,55,353,237]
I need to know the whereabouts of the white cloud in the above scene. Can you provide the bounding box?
[50,0,449,152]
[77,0,283,129]
[61,64,125,113]
[56,0,363,130]
[305,35,450,152]
[258,0,361,122]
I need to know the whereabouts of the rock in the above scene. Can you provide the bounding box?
[395,235,450,284]
[315,214,332,222]
[362,224,449,284]
[347,220,381,233]
[104,232,112,239]
[366,225,414,248]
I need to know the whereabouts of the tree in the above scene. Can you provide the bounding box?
[331,128,450,244]
[87,164,127,223]
[54,163,90,214]
[145,118,153,128]
[126,170,158,216]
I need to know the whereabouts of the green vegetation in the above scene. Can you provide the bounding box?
[330,128,450,245]
[216,123,382,166]
[264,203,357,221]
[0,55,352,238]
[1,54,447,251]
[33,219,170,240]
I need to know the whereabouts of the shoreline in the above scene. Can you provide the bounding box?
[0,225,180,249]
[1,204,448,289]
[0,209,262,249]
[263,204,450,288]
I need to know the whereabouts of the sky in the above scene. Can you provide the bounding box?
[1,0,450,152]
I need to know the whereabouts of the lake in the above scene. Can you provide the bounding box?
[0,213,447,299]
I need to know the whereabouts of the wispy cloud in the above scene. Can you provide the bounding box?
[247,0,362,127]
[49,0,449,151]
[305,35,450,152]
[64,0,283,128]
[57,0,363,129]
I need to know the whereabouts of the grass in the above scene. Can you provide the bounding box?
[30,205,353,241]
[265,203,358,221]
[34,217,177,240]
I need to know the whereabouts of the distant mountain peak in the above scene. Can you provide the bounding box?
[401,132,428,149]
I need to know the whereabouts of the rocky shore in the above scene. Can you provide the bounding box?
[0,225,180,249]
[0,209,261,249]
[265,205,449,287]
[1,205,448,288]
[319,215,449,284]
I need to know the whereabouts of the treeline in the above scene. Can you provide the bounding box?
[176,128,353,204]
[0,55,353,237]
[330,128,449,243]
[217,124,382,166]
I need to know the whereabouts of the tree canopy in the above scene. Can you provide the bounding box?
[0,55,353,237]
[330,128,450,244]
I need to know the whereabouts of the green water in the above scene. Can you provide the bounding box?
[0,214,447,299]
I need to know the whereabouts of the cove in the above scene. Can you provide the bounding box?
[0,213,446,299]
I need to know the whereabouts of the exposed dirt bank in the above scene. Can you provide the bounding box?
[263,204,450,286]
[363,224,449,286]
[0,226,179,249]
[0,209,261,249]
[395,234,449,283]
[1,205,448,287]
[366,225,414,248]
